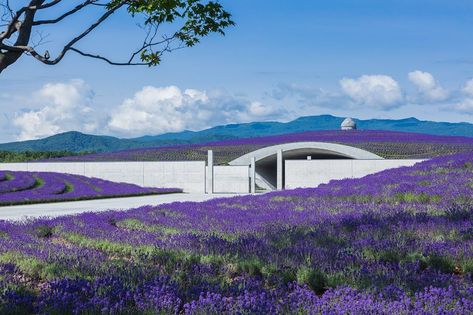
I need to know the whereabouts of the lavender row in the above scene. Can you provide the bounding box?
[0,171,182,206]
[0,171,37,193]
[49,130,473,163]
[1,276,471,314]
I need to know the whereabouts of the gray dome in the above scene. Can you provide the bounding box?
[341,118,356,130]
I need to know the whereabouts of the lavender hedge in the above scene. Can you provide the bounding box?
[0,171,181,206]
[0,172,37,193]
[49,130,473,164]
[1,151,472,313]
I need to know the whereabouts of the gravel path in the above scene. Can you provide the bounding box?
[0,193,240,221]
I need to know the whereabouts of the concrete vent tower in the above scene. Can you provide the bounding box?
[341,117,356,130]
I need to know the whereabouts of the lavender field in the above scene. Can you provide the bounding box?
[0,151,472,313]
[0,171,181,206]
[50,130,473,164]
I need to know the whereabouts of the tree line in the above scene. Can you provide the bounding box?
[0,151,90,162]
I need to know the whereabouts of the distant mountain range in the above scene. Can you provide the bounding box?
[1,115,472,153]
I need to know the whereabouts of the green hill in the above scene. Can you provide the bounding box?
[0,115,472,153]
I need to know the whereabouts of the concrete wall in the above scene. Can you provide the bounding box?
[285,159,423,189]
[0,159,425,193]
[143,162,205,192]
[0,162,206,193]
[211,166,250,194]
[206,151,214,194]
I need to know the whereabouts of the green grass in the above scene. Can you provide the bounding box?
[34,225,55,238]
[62,232,145,256]
[116,218,181,235]
[296,267,328,294]
[0,252,63,280]
[393,192,442,203]
[64,181,74,193]
[271,196,299,202]
[31,177,44,189]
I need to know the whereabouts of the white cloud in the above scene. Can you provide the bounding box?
[108,86,195,134]
[13,80,98,140]
[8,71,470,143]
[462,78,473,97]
[451,78,473,114]
[340,75,403,110]
[408,70,449,102]
[108,85,278,136]
[248,101,274,116]
[453,98,473,113]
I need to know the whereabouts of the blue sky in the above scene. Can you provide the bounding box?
[2,0,473,141]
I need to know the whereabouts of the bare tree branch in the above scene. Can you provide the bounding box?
[0,0,45,70]
[30,29,50,48]
[46,1,126,64]
[0,1,14,23]
[33,0,97,25]
[27,0,63,10]
[0,0,234,73]
[1,0,125,65]
[69,47,149,66]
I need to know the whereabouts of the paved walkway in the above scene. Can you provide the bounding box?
[0,193,238,221]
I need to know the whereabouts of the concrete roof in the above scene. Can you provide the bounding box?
[229,141,383,165]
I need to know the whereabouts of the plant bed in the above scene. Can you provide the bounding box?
[0,171,182,206]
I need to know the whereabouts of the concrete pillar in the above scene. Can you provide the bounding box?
[250,157,256,193]
[207,150,214,194]
[277,149,283,190]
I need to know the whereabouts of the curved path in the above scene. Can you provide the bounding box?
[0,193,239,221]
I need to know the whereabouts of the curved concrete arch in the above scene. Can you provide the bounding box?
[229,142,383,166]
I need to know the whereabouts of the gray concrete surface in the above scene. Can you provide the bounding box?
[228,141,385,190]
[0,193,238,221]
[229,141,384,166]
[213,165,250,194]
[0,161,207,193]
[285,159,424,189]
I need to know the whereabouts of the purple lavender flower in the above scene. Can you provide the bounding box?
[1,151,473,313]
[0,171,181,206]
[44,130,473,163]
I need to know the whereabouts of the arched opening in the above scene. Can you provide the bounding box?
[256,149,354,189]
[229,142,383,191]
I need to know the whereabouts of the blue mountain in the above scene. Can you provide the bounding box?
[0,115,472,153]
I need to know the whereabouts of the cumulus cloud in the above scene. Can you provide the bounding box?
[248,101,273,116]
[7,82,279,141]
[451,78,473,114]
[340,75,403,110]
[13,80,98,140]
[108,86,206,135]
[463,78,473,97]
[408,70,449,102]
[108,85,279,136]
[453,98,473,113]
[11,71,471,142]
